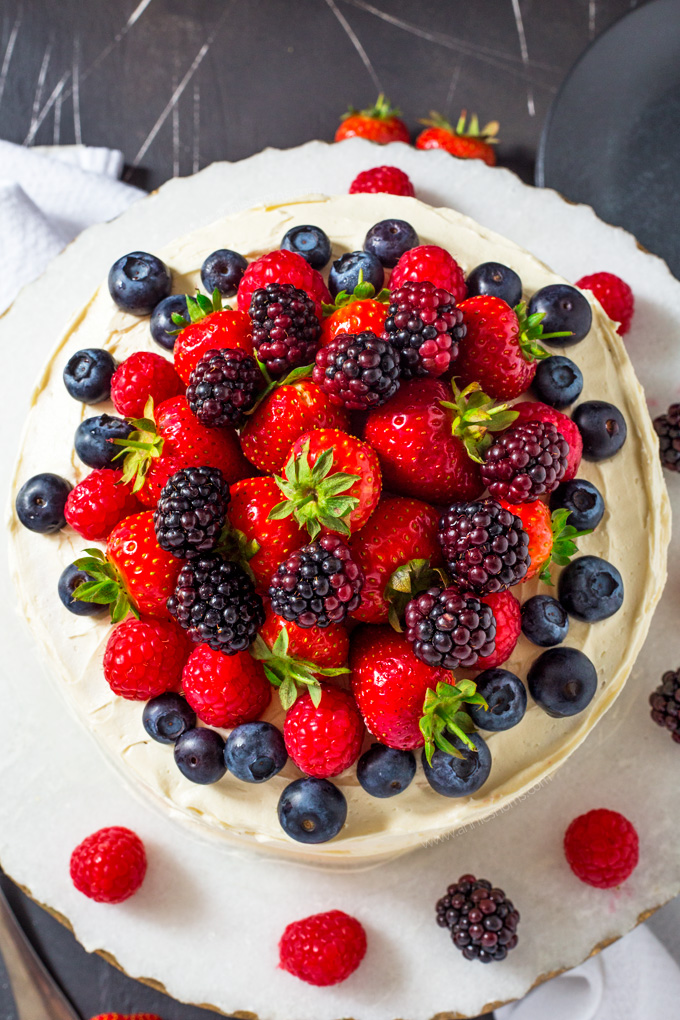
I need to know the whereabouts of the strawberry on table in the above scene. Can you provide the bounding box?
[172,290,254,384]
[334,94,410,145]
[225,476,306,589]
[389,244,467,303]
[512,400,583,481]
[110,351,183,418]
[283,685,364,778]
[237,249,331,322]
[416,110,499,166]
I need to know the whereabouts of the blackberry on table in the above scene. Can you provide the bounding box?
[268,535,364,628]
[383,280,466,378]
[436,874,520,963]
[187,348,262,427]
[312,330,400,410]
[154,466,230,560]
[481,420,569,503]
[650,668,680,744]
[404,587,495,670]
[654,403,680,472]
[249,282,321,377]
[439,499,530,595]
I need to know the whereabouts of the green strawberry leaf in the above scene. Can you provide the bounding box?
[419,679,488,766]
[72,549,138,622]
[514,300,573,360]
[444,379,519,463]
[385,558,449,632]
[250,629,349,709]
[538,508,593,585]
[169,288,223,334]
[321,271,391,316]
[111,397,164,494]
[268,440,360,539]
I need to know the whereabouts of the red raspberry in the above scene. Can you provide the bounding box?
[64,469,140,541]
[237,250,331,322]
[70,826,146,903]
[564,808,639,889]
[182,644,271,727]
[103,618,189,700]
[110,352,183,418]
[279,909,367,986]
[389,244,466,303]
[475,590,521,670]
[575,272,635,336]
[349,165,415,197]
[512,401,583,482]
[283,685,364,778]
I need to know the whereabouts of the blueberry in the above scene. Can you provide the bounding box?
[363,219,419,269]
[465,262,522,306]
[74,414,133,470]
[521,595,569,647]
[328,251,384,299]
[58,563,107,616]
[558,555,624,622]
[224,721,287,783]
[550,479,605,531]
[174,727,226,784]
[201,249,248,297]
[528,284,592,346]
[571,400,627,460]
[421,733,492,797]
[532,356,583,408]
[63,348,117,404]
[143,693,197,745]
[280,226,331,270]
[15,473,72,533]
[468,669,527,731]
[150,294,189,351]
[356,743,416,798]
[108,251,172,316]
[278,777,347,843]
[527,647,597,717]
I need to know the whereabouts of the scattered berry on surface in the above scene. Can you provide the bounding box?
[58,562,108,617]
[436,874,520,962]
[383,280,465,378]
[182,643,270,727]
[174,726,226,784]
[572,400,627,460]
[465,262,522,306]
[469,668,526,731]
[532,355,583,408]
[335,94,410,145]
[150,293,189,351]
[153,465,230,560]
[481,420,569,503]
[15,473,72,533]
[269,535,364,628]
[225,721,288,782]
[249,282,321,377]
[575,271,634,335]
[653,403,680,472]
[527,284,592,347]
[558,555,623,622]
[521,594,569,647]
[404,586,496,670]
[328,250,384,300]
[474,589,521,670]
[312,329,400,410]
[357,743,416,798]
[284,685,364,778]
[142,691,196,744]
[201,248,248,297]
[279,909,367,986]
[422,732,492,797]
[74,414,133,470]
[237,248,330,321]
[103,618,189,700]
[70,826,146,903]
[390,244,466,302]
[108,251,171,315]
[349,165,415,196]
[110,351,183,419]
[363,218,419,268]
[63,348,117,404]
[278,776,347,843]
[550,478,605,531]
[438,499,530,595]
[64,469,139,541]
[650,668,680,744]
[564,808,639,888]
[527,647,598,717]
[281,224,331,269]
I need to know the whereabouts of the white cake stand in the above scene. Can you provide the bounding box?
[1,140,679,1020]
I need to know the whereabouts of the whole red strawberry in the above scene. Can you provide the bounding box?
[335,94,410,145]
[90,1015,162,1020]
[349,165,415,196]
[284,685,364,778]
[226,476,306,589]
[389,244,466,303]
[65,469,140,541]
[512,401,583,481]
[237,250,331,322]
[70,826,146,904]
[173,293,253,384]
[279,909,367,986]
[321,277,390,348]
[416,111,499,166]
[575,271,634,336]
[182,643,271,727]
[474,590,521,670]
[260,608,349,670]
[500,498,589,584]
[110,351,183,417]
[106,511,182,619]
[564,808,639,888]
[103,617,189,700]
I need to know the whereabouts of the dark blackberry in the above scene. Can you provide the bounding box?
[404,587,495,670]
[481,420,569,503]
[312,330,400,410]
[187,348,262,427]
[383,280,466,378]
[650,668,680,744]
[439,499,530,595]
[249,282,321,377]
[154,466,230,560]
[167,553,264,653]
[436,874,520,963]
[653,403,680,472]
[268,535,364,628]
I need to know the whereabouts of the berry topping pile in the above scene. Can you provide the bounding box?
[383,280,466,378]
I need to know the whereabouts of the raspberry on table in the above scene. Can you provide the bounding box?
[383,280,466,378]
[103,618,189,700]
[153,466,230,560]
[436,874,520,962]
[389,244,467,303]
[70,826,147,903]
[283,686,364,778]
[278,909,367,986]
[481,420,569,503]
[110,351,183,418]
[64,469,140,542]
[404,586,496,670]
[575,271,635,336]
[438,499,531,595]
[654,403,680,473]
[312,330,400,410]
[249,282,321,377]
[563,808,639,888]
[269,535,364,628]
[349,165,415,196]
[650,667,680,743]
[187,347,263,427]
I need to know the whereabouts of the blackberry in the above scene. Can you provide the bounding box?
[312,330,400,410]
[436,874,520,963]
[653,403,680,472]
[439,499,530,595]
[187,348,262,427]
[167,553,264,653]
[268,535,364,628]
[404,587,495,670]
[650,668,680,744]
[249,282,321,377]
[154,466,230,560]
[481,420,569,503]
[383,280,466,378]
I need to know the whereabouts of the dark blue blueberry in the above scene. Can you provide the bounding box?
[571,400,627,460]
[15,473,72,533]
[521,595,569,647]
[280,226,331,270]
[465,262,522,306]
[421,732,492,797]
[108,251,172,316]
[174,727,226,784]
[224,721,287,783]
[363,219,419,269]
[201,249,248,297]
[527,647,597,717]
[58,563,107,616]
[74,414,133,470]
[150,294,189,351]
[328,251,384,299]
[528,284,592,346]
[63,348,117,404]
[468,669,527,731]
[532,356,583,408]
[558,555,624,622]
[356,743,416,798]
[550,479,605,531]
[277,777,347,843]
[143,693,197,745]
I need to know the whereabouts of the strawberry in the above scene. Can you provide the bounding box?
[349,165,415,196]
[512,401,583,481]
[172,291,254,384]
[259,607,349,669]
[110,351,183,417]
[283,685,364,778]
[225,476,306,589]
[334,94,410,145]
[64,469,140,541]
[500,498,591,584]
[182,643,271,727]
[416,111,499,166]
[575,272,634,336]
[474,591,521,670]
[389,245,466,303]
[237,250,331,322]
[320,278,390,348]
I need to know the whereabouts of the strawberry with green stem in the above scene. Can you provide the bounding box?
[416,110,499,166]
[224,476,306,589]
[171,289,254,384]
[334,94,410,145]
[501,499,592,584]
[320,275,390,348]
[250,625,349,710]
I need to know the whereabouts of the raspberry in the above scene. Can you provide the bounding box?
[349,165,415,197]
[187,347,263,427]
[110,352,183,418]
[103,618,189,700]
[237,249,331,322]
[404,586,496,669]
[576,271,634,336]
[269,535,364,628]
[64,469,139,541]
[283,686,364,778]
[153,466,230,560]
[512,401,583,482]
[654,403,680,473]
[249,282,321,377]
[70,826,146,903]
[436,875,520,963]
[182,643,271,727]
[649,667,680,743]
[383,280,466,378]
[481,421,569,503]
[564,808,639,888]
[474,591,521,670]
[312,330,400,410]
[389,244,466,303]
[438,499,531,595]
[279,909,367,986]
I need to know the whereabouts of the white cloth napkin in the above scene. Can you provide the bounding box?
[0,140,143,314]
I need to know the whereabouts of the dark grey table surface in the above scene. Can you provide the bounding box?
[0,1,651,1018]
